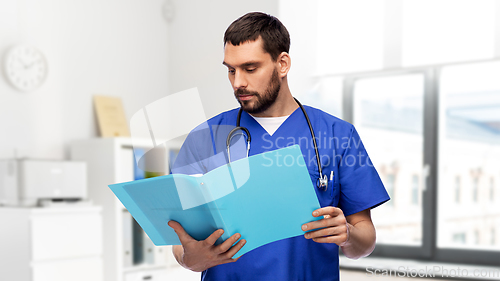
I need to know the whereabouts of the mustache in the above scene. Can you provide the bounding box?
[235,89,258,96]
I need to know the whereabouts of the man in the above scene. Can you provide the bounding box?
[168,12,389,280]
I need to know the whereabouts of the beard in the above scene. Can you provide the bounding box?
[234,69,281,114]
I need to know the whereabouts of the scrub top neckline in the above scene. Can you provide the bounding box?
[240,106,304,140]
[250,115,291,136]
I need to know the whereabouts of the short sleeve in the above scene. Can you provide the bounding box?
[171,118,236,175]
[337,126,390,216]
[171,122,215,175]
[171,136,206,175]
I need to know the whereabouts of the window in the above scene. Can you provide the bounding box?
[401,0,497,66]
[341,61,500,264]
[453,233,467,245]
[472,177,479,203]
[296,77,343,118]
[316,0,385,74]
[282,0,500,267]
[386,174,396,207]
[352,73,424,246]
[454,176,461,204]
[411,175,419,205]
[491,177,495,202]
[303,0,499,75]
[438,61,500,252]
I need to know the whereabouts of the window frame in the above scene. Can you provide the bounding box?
[340,62,500,266]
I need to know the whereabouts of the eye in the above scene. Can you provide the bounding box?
[246,68,256,73]
[228,69,235,75]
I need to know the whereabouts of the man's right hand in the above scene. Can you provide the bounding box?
[168,220,246,272]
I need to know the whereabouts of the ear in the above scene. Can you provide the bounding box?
[276,52,291,78]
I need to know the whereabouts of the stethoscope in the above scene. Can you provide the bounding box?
[226,98,331,191]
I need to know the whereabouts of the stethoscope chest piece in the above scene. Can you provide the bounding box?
[317,174,329,191]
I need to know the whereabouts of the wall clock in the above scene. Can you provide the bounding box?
[4,45,48,92]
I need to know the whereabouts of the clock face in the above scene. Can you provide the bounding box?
[4,45,48,92]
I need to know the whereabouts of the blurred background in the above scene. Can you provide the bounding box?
[0,0,499,280]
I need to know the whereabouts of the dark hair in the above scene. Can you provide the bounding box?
[224,12,290,61]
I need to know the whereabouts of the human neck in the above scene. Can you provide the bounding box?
[249,83,298,118]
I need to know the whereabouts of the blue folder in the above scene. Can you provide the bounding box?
[109,145,321,258]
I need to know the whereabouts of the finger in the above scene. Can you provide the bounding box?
[224,239,247,259]
[312,207,343,218]
[304,225,345,239]
[168,220,194,243]
[302,215,344,232]
[312,236,341,244]
[216,233,241,254]
[303,207,345,231]
[217,254,242,266]
[204,229,225,246]
[302,218,334,232]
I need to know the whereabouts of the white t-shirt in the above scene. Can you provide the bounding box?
[250,115,290,136]
[190,114,289,176]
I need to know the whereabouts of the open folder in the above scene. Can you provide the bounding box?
[109,145,321,258]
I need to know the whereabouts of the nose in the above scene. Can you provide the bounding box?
[233,71,247,90]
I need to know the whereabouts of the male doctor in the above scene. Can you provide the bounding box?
[168,12,389,281]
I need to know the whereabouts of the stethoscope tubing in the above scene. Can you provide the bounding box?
[227,97,329,191]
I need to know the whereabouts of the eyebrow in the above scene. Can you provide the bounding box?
[222,61,261,68]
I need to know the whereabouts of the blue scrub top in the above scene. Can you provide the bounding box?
[172,105,390,281]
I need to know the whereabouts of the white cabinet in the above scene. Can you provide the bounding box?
[0,206,103,281]
[70,138,180,281]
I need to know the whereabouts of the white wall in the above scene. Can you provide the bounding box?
[167,0,279,119]
[279,0,321,103]
[0,0,169,159]
[0,0,281,160]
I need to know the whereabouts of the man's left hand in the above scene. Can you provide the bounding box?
[301,206,350,246]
